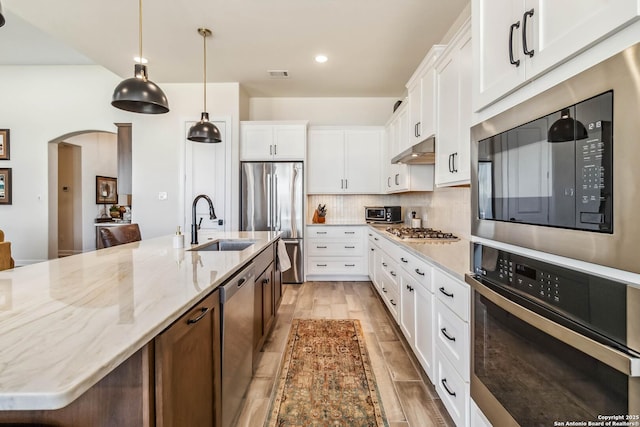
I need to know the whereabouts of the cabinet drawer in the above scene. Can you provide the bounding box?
[435,348,469,427]
[307,258,366,275]
[307,226,364,239]
[396,248,432,291]
[307,240,364,256]
[435,300,469,382]
[381,283,400,321]
[433,268,469,322]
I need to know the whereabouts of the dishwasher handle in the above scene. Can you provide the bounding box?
[220,263,254,303]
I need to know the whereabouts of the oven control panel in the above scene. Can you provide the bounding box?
[472,243,627,349]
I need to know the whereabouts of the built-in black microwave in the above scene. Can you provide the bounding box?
[476,90,613,233]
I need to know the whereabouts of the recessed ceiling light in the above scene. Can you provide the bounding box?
[315,55,328,63]
[133,56,148,64]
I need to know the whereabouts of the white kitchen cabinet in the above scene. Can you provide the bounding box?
[240,121,307,161]
[306,225,368,280]
[307,127,383,194]
[473,0,640,110]
[435,19,472,187]
[407,45,444,147]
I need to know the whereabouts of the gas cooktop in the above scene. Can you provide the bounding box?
[385,227,458,241]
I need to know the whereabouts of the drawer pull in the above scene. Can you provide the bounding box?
[415,269,425,276]
[390,299,397,306]
[317,264,327,267]
[187,307,209,325]
[345,264,356,267]
[344,245,355,249]
[406,284,414,292]
[382,262,388,267]
[400,257,408,263]
[441,379,456,397]
[439,287,454,298]
[390,271,397,277]
[382,287,387,293]
[440,328,456,342]
[317,231,327,234]
[344,231,355,234]
[374,237,379,241]
[316,245,327,248]
[370,248,375,252]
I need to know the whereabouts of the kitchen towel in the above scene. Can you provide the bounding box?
[277,240,292,272]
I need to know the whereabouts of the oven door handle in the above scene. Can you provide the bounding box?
[466,274,640,377]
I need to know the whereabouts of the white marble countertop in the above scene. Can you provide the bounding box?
[0,230,281,411]
[367,225,471,280]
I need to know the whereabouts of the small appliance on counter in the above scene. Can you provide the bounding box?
[365,206,402,223]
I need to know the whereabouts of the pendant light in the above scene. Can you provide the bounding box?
[0,1,6,27]
[547,108,588,142]
[187,28,222,143]
[111,0,169,114]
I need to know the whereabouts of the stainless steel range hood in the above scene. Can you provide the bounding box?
[391,135,435,164]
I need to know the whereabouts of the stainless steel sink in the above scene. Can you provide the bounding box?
[188,239,257,252]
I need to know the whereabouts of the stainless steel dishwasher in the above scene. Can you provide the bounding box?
[220,263,255,427]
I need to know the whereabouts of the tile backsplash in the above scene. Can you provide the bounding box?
[307,186,470,239]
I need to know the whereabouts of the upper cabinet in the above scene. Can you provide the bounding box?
[307,127,383,194]
[406,46,445,149]
[435,18,472,187]
[473,0,640,110]
[240,121,307,161]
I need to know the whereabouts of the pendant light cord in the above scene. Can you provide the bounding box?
[138,0,143,65]
[203,31,207,113]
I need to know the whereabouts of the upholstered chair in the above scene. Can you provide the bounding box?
[99,224,142,248]
[0,229,15,271]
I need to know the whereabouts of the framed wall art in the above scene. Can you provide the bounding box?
[0,129,9,160]
[96,176,117,204]
[0,168,12,205]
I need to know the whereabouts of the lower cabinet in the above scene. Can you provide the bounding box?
[367,227,470,426]
[155,289,221,427]
[306,225,369,280]
[253,244,278,362]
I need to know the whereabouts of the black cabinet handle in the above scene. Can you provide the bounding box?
[448,153,453,173]
[382,262,388,267]
[317,231,327,234]
[390,299,397,306]
[439,287,454,298]
[441,328,456,342]
[382,287,387,293]
[317,264,327,267]
[406,284,414,292]
[262,277,270,285]
[395,174,399,185]
[415,269,425,276]
[344,246,355,249]
[344,231,355,234]
[390,271,397,277]
[387,177,391,188]
[452,152,458,173]
[522,9,535,57]
[441,379,456,397]
[374,237,379,241]
[187,307,209,325]
[370,248,375,252]
[400,257,408,263]
[345,264,356,267]
[509,21,521,67]
[316,245,327,249]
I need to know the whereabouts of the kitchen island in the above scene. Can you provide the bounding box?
[0,230,281,424]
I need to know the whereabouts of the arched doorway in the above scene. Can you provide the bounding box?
[47,130,117,258]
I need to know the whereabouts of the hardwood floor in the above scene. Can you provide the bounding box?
[235,281,455,427]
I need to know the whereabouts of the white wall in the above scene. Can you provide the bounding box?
[0,65,242,265]
[249,97,397,125]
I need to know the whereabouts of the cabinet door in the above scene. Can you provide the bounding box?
[240,124,274,161]
[155,291,221,427]
[407,80,422,146]
[344,129,383,194]
[472,0,525,111]
[396,105,409,156]
[262,263,275,336]
[415,283,434,382]
[419,68,437,140]
[436,25,472,187]
[273,125,306,160]
[526,0,640,81]
[307,130,345,193]
[400,273,417,345]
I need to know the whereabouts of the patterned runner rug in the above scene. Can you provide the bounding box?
[266,319,388,427]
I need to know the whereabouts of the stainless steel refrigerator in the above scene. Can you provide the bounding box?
[240,161,303,283]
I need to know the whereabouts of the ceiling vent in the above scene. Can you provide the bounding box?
[268,70,289,79]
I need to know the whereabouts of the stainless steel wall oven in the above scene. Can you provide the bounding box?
[466,244,640,426]
[471,42,640,274]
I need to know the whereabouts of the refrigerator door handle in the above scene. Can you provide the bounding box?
[266,173,272,227]
[274,174,280,230]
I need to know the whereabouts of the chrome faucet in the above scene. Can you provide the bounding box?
[191,194,217,244]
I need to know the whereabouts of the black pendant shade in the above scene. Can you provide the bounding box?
[188,112,222,143]
[112,64,169,114]
[111,0,169,114]
[187,28,221,143]
[548,108,588,142]
[0,1,6,27]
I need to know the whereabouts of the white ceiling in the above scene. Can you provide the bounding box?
[1,0,468,97]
